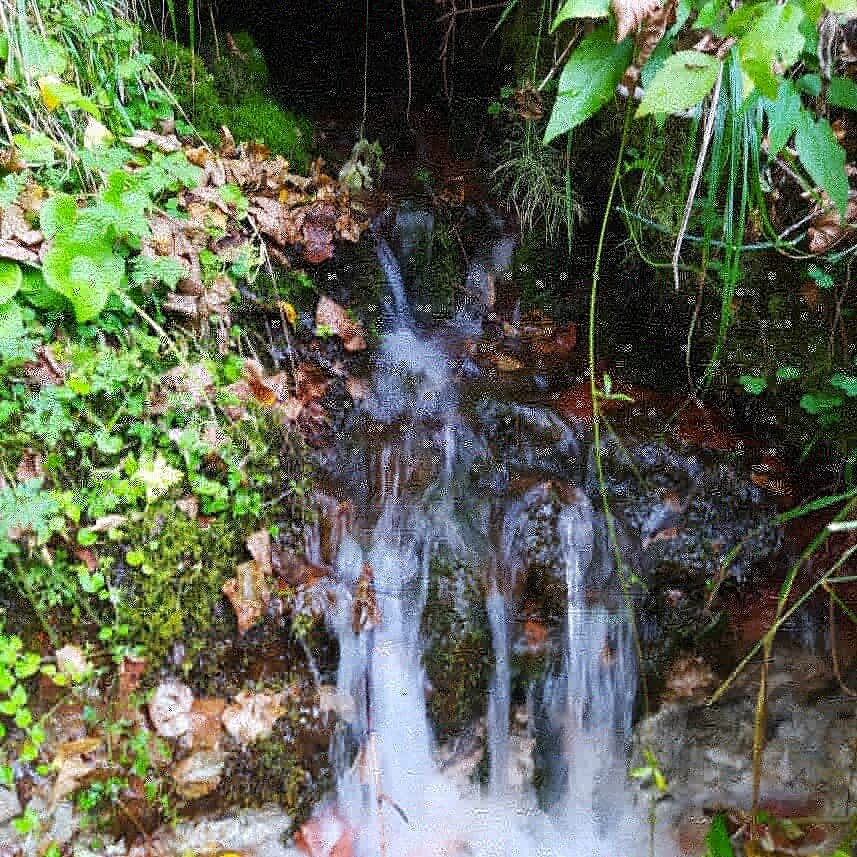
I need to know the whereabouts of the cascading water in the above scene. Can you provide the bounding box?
[320,211,643,857]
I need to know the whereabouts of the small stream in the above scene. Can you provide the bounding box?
[309,208,644,856]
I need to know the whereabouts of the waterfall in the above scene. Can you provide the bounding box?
[486,586,510,796]
[322,214,642,857]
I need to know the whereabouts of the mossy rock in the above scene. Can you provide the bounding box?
[420,553,493,741]
[115,505,241,664]
[142,30,312,172]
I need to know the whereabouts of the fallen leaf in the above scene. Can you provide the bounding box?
[148,680,194,738]
[352,564,381,635]
[51,737,103,808]
[221,690,286,746]
[807,193,857,253]
[315,296,367,352]
[189,698,226,751]
[176,496,199,519]
[55,645,91,678]
[15,450,44,483]
[23,345,68,386]
[495,353,524,372]
[222,558,271,636]
[90,514,126,533]
[172,749,226,800]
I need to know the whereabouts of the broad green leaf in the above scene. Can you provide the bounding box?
[36,75,100,118]
[765,81,802,156]
[775,365,800,380]
[11,132,55,167]
[544,27,634,142]
[794,110,849,217]
[831,373,857,397]
[39,193,78,239]
[18,267,67,311]
[800,391,843,414]
[551,0,610,30]
[739,374,768,394]
[0,261,22,304]
[705,815,735,857]
[42,235,124,323]
[21,35,67,79]
[0,301,34,362]
[637,51,720,117]
[735,2,804,99]
[822,0,857,11]
[828,76,857,111]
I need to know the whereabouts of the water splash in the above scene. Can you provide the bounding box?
[323,219,643,857]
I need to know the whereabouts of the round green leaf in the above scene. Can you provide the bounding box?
[18,267,67,311]
[42,235,124,323]
[39,193,78,239]
[0,261,22,304]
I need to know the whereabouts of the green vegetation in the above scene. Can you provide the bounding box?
[144,31,313,171]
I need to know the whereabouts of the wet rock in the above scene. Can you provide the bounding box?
[633,650,857,833]
[294,807,353,857]
[606,440,779,586]
[148,680,194,738]
[160,806,293,857]
[172,749,226,800]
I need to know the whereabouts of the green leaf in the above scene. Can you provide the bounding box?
[735,2,804,99]
[18,267,67,312]
[42,235,124,323]
[544,27,634,142]
[0,300,34,362]
[794,110,849,217]
[828,76,857,110]
[705,814,735,857]
[830,373,857,397]
[12,132,55,167]
[765,81,802,156]
[0,261,22,304]
[739,374,768,394]
[800,391,843,414]
[39,194,78,240]
[552,0,610,29]
[637,51,721,117]
[775,365,800,381]
[822,0,857,12]
[796,73,821,97]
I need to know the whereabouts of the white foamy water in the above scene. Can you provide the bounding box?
[320,215,644,857]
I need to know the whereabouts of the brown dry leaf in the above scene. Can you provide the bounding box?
[807,193,857,253]
[23,345,68,386]
[345,376,370,402]
[55,645,91,678]
[15,450,43,483]
[0,238,40,264]
[612,0,663,43]
[222,557,271,636]
[315,296,367,352]
[622,0,678,88]
[691,33,737,58]
[51,737,103,808]
[118,655,148,708]
[123,130,182,153]
[302,224,335,263]
[296,363,330,405]
[246,529,273,579]
[172,749,226,799]
[149,363,214,414]
[352,564,381,635]
[241,359,278,407]
[513,85,544,121]
[221,690,286,747]
[90,514,126,533]
[495,353,525,372]
[189,698,226,751]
